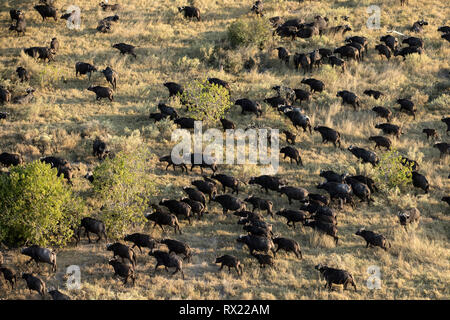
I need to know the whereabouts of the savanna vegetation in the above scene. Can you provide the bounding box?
[0,0,449,300]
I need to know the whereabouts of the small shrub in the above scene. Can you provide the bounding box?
[374,149,413,192]
[0,161,84,247]
[227,17,272,49]
[179,78,233,124]
[92,149,155,239]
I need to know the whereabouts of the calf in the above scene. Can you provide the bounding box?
[22,273,46,297]
[314,126,341,148]
[148,250,184,279]
[355,229,390,250]
[87,85,114,101]
[275,209,308,228]
[76,217,108,244]
[211,194,245,214]
[244,196,273,217]
[112,43,137,58]
[108,259,135,286]
[215,255,243,275]
[106,243,137,267]
[21,245,57,272]
[273,237,302,259]
[315,264,357,291]
[159,239,192,262]
[124,233,157,253]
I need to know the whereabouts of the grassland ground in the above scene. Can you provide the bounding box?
[0,0,449,299]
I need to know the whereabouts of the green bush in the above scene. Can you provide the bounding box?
[0,161,84,247]
[374,149,413,191]
[227,17,272,49]
[179,78,233,125]
[92,149,155,239]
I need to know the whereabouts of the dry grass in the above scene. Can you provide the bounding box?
[0,0,449,300]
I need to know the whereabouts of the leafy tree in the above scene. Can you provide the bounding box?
[179,78,233,125]
[0,161,84,247]
[92,149,154,239]
[373,149,414,191]
[227,17,272,49]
